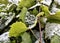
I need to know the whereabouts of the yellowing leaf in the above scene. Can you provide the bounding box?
[9,22,28,37]
[41,5,50,16]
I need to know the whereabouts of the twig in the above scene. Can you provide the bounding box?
[38,17,42,43]
[29,29,38,40]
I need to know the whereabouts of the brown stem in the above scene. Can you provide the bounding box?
[38,17,42,43]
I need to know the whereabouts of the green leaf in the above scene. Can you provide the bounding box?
[51,35,60,43]
[9,22,28,37]
[18,0,36,9]
[21,32,32,43]
[41,5,50,16]
[19,7,27,23]
[32,8,38,16]
[0,0,9,5]
[47,11,60,23]
[10,40,16,43]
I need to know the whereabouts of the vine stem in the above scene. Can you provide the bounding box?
[29,29,38,40]
[38,17,42,43]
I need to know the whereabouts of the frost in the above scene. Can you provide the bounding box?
[0,12,15,29]
[0,32,10,43]
[41,0,52,6]
[45,22,60,39]
[8,0,19,5]
[54,0,60,5]
[51,7,60,14]
[25,12,37,29]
